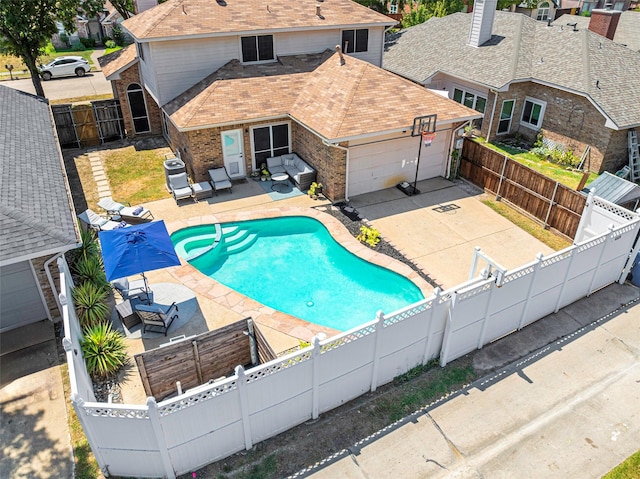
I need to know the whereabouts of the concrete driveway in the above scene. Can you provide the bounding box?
[350,178,555,289]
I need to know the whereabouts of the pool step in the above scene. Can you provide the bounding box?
[225,232,258,255]
[174,224,222,261]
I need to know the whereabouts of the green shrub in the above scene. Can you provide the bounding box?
[357,225,381,247]
[104,40,116,49]
[80,37,96,48]
[59,33,70,48]
[81,322,128,379]
[72,282,110,328]
[71,255,110,293]
[71,42,86,51]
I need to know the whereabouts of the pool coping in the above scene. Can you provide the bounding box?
[164,206,434,342]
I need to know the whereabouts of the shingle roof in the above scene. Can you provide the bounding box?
[99,44,138,79]
[554,11,640,52]
[123,0,396,41]
[164,51,480,140]
[384,11,640,129]
[0,86,79,265]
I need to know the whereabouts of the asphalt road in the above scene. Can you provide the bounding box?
[0,71,113,101]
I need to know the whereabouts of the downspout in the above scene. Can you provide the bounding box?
[486,89,499,142]
[44,252,67,319]
[323,140,350,202]
[446,122,467,179]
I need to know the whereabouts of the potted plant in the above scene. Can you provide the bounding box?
[463,124,474,137]
[260,163,270,181]
[250,170,261,181]
[308,182,323,198]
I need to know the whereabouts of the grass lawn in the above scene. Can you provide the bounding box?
[603,450,640,479]
[102,145,173,205]
[50,94,114,105]
[475,138,598,190]
[0,48,96,78]
[482,198,572,250]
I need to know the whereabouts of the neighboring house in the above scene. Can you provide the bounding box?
[51,1,131,48]
[383,4,640,173]
[100,0,480,201]
[514,0,557,21]
[554,10,640,51]
[0,86,81,333]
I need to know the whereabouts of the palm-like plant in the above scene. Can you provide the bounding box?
[81,322,128,379]
[72,254,110,293]
[72,281,110,328]
[67,226,100,267]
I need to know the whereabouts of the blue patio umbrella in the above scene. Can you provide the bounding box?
[99,221,181,291]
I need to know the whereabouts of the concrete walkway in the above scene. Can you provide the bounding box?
[303,282,640,478]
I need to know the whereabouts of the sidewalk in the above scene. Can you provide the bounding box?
[303,282,640,478]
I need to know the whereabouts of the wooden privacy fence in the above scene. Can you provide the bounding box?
[459,139,587,238]
[134,319,277,400]
[52,99,124,149]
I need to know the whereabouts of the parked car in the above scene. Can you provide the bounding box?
[39,56,91,80]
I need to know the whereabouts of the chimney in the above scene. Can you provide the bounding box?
[316,4,321,16]
[468,0,498,47]
[588,9,622,40]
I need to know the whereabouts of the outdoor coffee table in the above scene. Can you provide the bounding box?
[271,172,290,192]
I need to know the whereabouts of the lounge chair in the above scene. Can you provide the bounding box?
[97,197,154,223]
[78,209,129,231]
[168,173,194,203]
[208,167,233,195]
[135,302,179,335]
[112,277,152,304]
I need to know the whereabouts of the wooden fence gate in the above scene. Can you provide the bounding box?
[51,99,124,149]
[459,139,587,238]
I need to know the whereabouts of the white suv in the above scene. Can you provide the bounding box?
[39,56,91,80]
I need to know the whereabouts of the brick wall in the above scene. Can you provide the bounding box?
[113,63,163,138]
[484,82,617,173]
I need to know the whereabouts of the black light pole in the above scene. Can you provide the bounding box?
[409,114,437,196]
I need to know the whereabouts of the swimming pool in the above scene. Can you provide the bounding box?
[171,216,424,331]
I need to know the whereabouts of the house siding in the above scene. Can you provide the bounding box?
[483,82,616,173]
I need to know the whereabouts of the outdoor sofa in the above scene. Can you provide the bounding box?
[266,153,316,191]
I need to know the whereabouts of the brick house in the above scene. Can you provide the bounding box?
[384,3,640,173]
[100,0,480,201]
[0,86,81,332]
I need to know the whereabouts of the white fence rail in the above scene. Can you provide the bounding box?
[60,194,640,478]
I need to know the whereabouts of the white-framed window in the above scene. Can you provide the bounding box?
[536,2,550,21]
[136,42,144,61]
[497,99,515,134]
[241,35,274,63]
[453,88,487,128]
[389,3,398,13]
[520,97,546,129]
[613,1,624,9]
[251,122,291,167]
[341,29,369,53]
[126,83,150,133]
[581,1,595,13]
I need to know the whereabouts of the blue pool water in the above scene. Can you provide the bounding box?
[171,217,424,331]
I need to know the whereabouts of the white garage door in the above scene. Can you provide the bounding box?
[348,132,449,197]
[0,261,49,332]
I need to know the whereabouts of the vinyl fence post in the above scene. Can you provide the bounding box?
[439,294,456,367]
[477,281,496,349]
[370,311,385,392]
[146,397,176,479]
[422,288,441,364]
[574,190,595,243]
[311,336,321,420]
[554,245,578,313]
[235,365,253,450]
[518,253,544,330]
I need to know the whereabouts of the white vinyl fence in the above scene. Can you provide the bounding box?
[60,193,640,478]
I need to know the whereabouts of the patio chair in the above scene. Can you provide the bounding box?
[97,197,154,223]
[208,167,233,195]
[111,277,152,304]
[135,302,179,336]
[168,173,194,203]
[79,209,129,231]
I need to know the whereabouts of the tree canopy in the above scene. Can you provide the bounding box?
[0,0,103,97]
[109,0,135,20]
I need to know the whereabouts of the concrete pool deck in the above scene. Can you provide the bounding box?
[117,177,555,403]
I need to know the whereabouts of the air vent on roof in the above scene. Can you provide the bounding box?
[567,22,578,31]
[216,0,227,5]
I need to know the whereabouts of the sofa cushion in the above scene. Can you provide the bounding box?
[266,156,282,169]
[283,156,296,167]
[269,165,287,175]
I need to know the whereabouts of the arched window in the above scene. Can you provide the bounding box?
[126,83,150,133]
[536,2,550,21]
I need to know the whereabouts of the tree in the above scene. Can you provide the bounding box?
[401,0,465,28]
[109,0,134,20]
[0,0,103,97]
